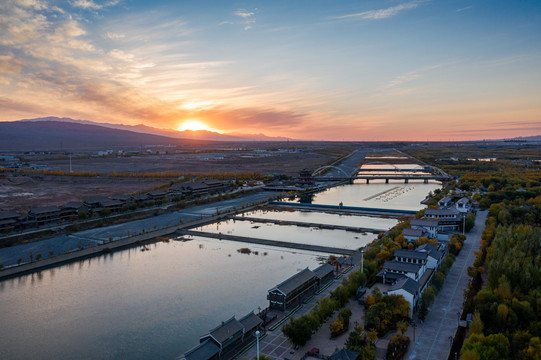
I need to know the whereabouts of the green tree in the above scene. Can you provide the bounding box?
[461,333,510,360]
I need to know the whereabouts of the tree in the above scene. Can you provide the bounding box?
[461,333,510,360]
[282,316,313,347]
[422,286,436,307]
[470,311,484,335]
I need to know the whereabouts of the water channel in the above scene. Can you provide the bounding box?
[0,179,440,360]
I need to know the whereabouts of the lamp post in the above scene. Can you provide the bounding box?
[256,330,260,360]
[462,214,465,235]
[457,311,461,327]
[361,249,365,273]
[449,335,453,352]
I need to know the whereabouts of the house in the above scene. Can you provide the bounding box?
[416,243,442,269]
[456,197,472,213]
[424,208,461,232]
[313,262,335,286]
[410,218,439,238]
[393,249,428,267]
[203,179,226,192]
[328,348,361,360]
[380,261,423,283]
[239,312,263,340]
[402,228,428,242]
[386,276,420,315]
[61,202,89,217]
[84,197,110,212]
[267,268,317,311]
[438,196,453,208]
[132,194,149,204]
[28,206,63,225]
[0,211,23,232]
[200,316,244,355]
[111,194,133,204]
[176,339,219,360]
[147,190,167,201]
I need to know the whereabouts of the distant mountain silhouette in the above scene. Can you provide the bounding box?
[17,116,292,142]
[0,120,203,151]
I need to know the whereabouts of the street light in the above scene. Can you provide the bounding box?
[361,249,365,273]
[256,330,261,360]
[449,335,453,351]
[457,311,461,327]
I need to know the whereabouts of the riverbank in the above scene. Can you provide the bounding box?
[0,191,276,280]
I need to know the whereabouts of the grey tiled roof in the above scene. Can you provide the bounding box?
[394,249,428,261]
[383,260,421,274]
[271,268,315,296]
[410,219,439,227]
[417,243,441,260]
[402,228,426,237]
[29,206,60,214]
[457,197,470,204]
[425,208,459,217]
[388,276,420,296]
[178,339,220,360]
[204,316,243,344]
[313,263,334,279]
[239,312,262,331]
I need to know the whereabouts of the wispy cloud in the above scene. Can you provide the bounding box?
[70,0,119,10]
[336,1,425,20]
[233,8,256,30]
[456,5,473,13]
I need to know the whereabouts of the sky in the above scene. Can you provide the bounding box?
[1,0,540,141]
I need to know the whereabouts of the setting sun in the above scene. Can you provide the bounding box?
[177,119,217,132]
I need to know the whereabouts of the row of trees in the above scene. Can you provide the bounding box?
[461,169,541,360]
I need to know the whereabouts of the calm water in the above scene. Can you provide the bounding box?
[0,238,324,360]
[0,180,439,359]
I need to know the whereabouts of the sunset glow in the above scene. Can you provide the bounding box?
[0,0,540,140]
[177,120,217,133]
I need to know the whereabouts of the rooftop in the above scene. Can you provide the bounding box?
[383,260,422,274]
[202,316,244,344]
[239,312,262,331]
[313,263,334,279]
[394,249,428,261]
[271,267,315,296]
[388,276,420,296]
[402,228,426,237]
[410,219,439,227]
[177,339,220,360]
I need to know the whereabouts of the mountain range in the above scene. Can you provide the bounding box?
[19,117,291,142]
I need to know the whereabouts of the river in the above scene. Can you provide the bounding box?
[0,179,440,360]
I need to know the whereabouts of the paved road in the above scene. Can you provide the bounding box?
[408,210,488,360]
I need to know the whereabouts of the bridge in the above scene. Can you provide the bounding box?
[312,160,452,183]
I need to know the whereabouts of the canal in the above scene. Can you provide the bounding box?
[0,179,440,360]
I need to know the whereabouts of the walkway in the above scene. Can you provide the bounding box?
[241,264,365,360]
[407,210,488,360]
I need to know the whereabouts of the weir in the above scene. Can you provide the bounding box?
[228,215,386,234]
[178,229,355,255]
[268,201,417,217]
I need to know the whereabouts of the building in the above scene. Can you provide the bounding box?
[267,268,317,311]
[386,276,420,315]
[147,190,167,201]
[239,312,263,340]
[410,218,439,238]
[199,317,244,355]
[456,197,472,213]
[0,211,23,232]
[313,262,335,286]
[438,197,453,208]
[402,228,428,242]
[380,261,423,283]
[176,339,219,360]
[393,249,428,267]
[416,243,443,269]
[61,202,89,218]
[28,206,64,225]
[424,208,461,232]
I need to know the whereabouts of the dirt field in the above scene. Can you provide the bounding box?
[1,150,334,211]
[0,175,168,211]
[30,151,332,175]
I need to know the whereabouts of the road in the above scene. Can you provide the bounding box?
[407,210,488,360]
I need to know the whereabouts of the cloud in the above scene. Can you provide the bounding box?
[336,1,425,20]
[69,0,119,10]
[104,32,125,40]
[456,6,473,13]
[233,8,256,30]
